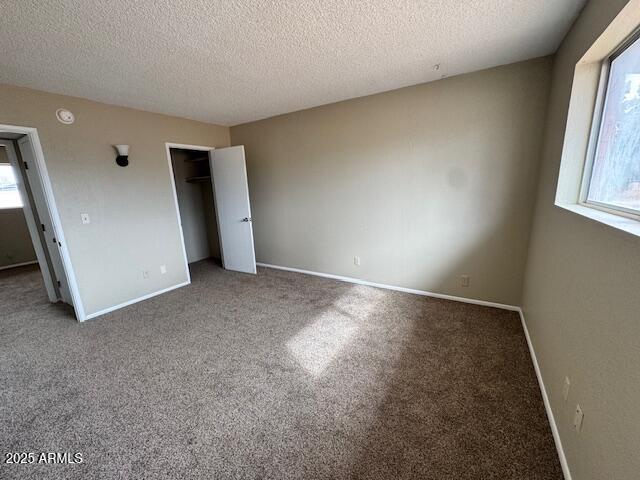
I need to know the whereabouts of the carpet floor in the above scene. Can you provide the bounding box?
[0,260,562,479]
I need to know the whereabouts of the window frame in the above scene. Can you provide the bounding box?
[0,161,23,210]
[579,28,640,222]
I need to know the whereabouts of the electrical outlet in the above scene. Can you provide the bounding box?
[81,213,90,224]
[574,404,584,433]
[354,256,361,266]
[563,377,571,402]
[461,275,470,287]
[160,265,167,274]
[142,270,149,279]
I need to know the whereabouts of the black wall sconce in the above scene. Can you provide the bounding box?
[114,144,130,167]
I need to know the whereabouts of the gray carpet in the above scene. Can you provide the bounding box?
[0,260,562,479]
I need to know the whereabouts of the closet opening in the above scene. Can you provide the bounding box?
[167,142,257,277]
[169,147,222,269]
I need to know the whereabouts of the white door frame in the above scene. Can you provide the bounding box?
[164,142,216,282]
[0,124,86,321]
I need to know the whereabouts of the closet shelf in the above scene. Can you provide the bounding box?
[185,175,211,183]
[185,156,209,163]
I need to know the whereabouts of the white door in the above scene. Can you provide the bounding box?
[209,146,256,274]
[18,136,73,304]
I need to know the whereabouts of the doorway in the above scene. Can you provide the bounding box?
[0,125,83,320]
[166,143,256,276]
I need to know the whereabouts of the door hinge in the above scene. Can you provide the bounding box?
[41,223,46,232]
[23,161,29,170]
[57,280,61,287]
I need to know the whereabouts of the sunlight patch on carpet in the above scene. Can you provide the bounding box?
[287,286,385,376]
[287,312,359,376]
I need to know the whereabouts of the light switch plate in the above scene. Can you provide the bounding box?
[81,213,90,224]
[160,265,167,274]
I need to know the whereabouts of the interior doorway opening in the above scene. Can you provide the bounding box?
[0,127,82,320]
[0,142,38,272]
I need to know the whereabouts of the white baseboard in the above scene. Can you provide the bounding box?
[256,262,519,312]
[83,281,190,321]
[0,260,38,271]
[518,308,572,480]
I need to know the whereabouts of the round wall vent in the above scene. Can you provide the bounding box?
[56,108,75,124]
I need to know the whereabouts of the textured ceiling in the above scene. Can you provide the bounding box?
[1,0,586,126]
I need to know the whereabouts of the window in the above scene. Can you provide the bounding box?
[584,33,640,217]
[0,163,23,209]
[555,1,640,237]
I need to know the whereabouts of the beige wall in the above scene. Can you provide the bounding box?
[0,145,37,268]
[0,84,229,316]
[0,208,36,268]
[522,1,639,479]
[232,58,552,306]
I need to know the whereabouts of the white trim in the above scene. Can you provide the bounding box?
[518,308,572,480]
[581,199,640,222]
[0,125,86,320]
[84,281,190,321]
[0,260,38,271]
[164,142,215,152]
[578,61,610,205]
[164,142,216,284]
[256,262,520,311]
[25,131,83,311]
[556,202,640,238]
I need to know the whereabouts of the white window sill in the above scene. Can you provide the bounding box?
[556,202,640,238]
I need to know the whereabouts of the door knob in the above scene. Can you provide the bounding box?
[241,217,252,222]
